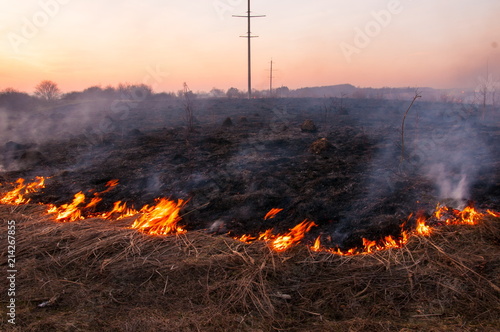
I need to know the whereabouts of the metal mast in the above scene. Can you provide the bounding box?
[269,59,274,96]
[233,0,265,99]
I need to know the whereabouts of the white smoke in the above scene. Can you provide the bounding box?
[427,163,469,206]
[410,105,490,207]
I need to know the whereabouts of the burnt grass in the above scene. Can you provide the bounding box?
[2,97,499,247]
[1,96,500,331]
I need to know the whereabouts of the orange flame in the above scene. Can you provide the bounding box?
[238,234,257,244]
[47,192,86,222]
[434,203,447,220]
[131,198,187,236]
[45,180,118,222]
[270,220,317,251]
[457,206,483,225]
[311,228,410,256]
[236,220,317,252]
[0,177,46,205]
[487,209,500,217]
[362,238,377,253]
[312,236,321,251]
[99,201,138,220]
[433,203,484,225]
[263,208,283,220]
[4,177,499,254]
[99,179,119,194]
[415,215,432,236]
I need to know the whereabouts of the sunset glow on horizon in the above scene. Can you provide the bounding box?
[1,0,499,94]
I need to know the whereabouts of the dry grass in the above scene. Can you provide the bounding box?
[1,204,499,331]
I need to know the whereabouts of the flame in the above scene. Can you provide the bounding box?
[3,177,500,254]
[257,229,274,241]
[433,203,484,225]
[270,220,317,251]
[236,220,317,252]
[487,209,500,217]
[263,208,283,220]
[434,203,446,220]
[362,238,377,253]
[99,179,119,194]
[415,215,432,236]
[312,236,321,251]
[311,228,410,256]
[99,201,138,220]
[47,192,86,222]
[45,180,118,222]
[0,177,46,205]
[238,234,257,244]
[84,197,102,210]
[354,233,408,255]
[131,198,187,236]
[457,206,483,225]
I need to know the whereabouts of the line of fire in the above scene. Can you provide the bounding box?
[1,176,498,255]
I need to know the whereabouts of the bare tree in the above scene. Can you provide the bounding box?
[34,80,61,101]
[210,88,225,98]
[226,87,241,99]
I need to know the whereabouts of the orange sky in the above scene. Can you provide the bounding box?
[1,0,499,94]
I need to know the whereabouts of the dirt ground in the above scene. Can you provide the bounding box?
[0,96,499,330]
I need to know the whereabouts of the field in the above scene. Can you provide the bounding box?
[1,96,499,331]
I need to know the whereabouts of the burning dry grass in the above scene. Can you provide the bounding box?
[1,204,499,331]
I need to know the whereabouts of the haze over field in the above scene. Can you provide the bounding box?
[1,0,499,93]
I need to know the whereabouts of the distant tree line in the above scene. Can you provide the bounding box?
[2,79,495,108]
[0,80,292,108]
[0,88,36,110]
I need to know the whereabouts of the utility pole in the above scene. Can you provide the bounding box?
[233,0,265,99]
[269,59,274,97]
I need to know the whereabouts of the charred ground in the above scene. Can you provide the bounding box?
[1,97,498,247]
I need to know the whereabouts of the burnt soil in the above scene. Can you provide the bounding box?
[1,97,499,247]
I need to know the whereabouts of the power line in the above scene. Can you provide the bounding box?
[233,0,265,99]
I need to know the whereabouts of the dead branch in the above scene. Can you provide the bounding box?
[401,90,422,162]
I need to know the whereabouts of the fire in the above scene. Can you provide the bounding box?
[362,238,377,253]
[2,177,499,255]
[263,208,283,220]
[415,215,432,236]
[434,203,447,220]
[0,177,46,205]
[131,198,187,236]
[433,203,484,225]
[46,180,118,222]
[257,229,274,241]
[236,220,317,252]
[101,179,119,192]
[238,234,257,244]
[487,210,500,217]
[47,192,87,222]
[99,201,138,220]
[457,206,483,225]
[314,232,409,256]
[312,236,321,251]
[270,220,317,251]
[238,202,500,255]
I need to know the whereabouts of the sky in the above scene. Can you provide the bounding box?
[0,0,499,94]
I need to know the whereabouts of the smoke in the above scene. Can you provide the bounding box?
[0,98,119,173]
[408,103,491,207]
[0,101,107,146]
[428,163,468,202]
